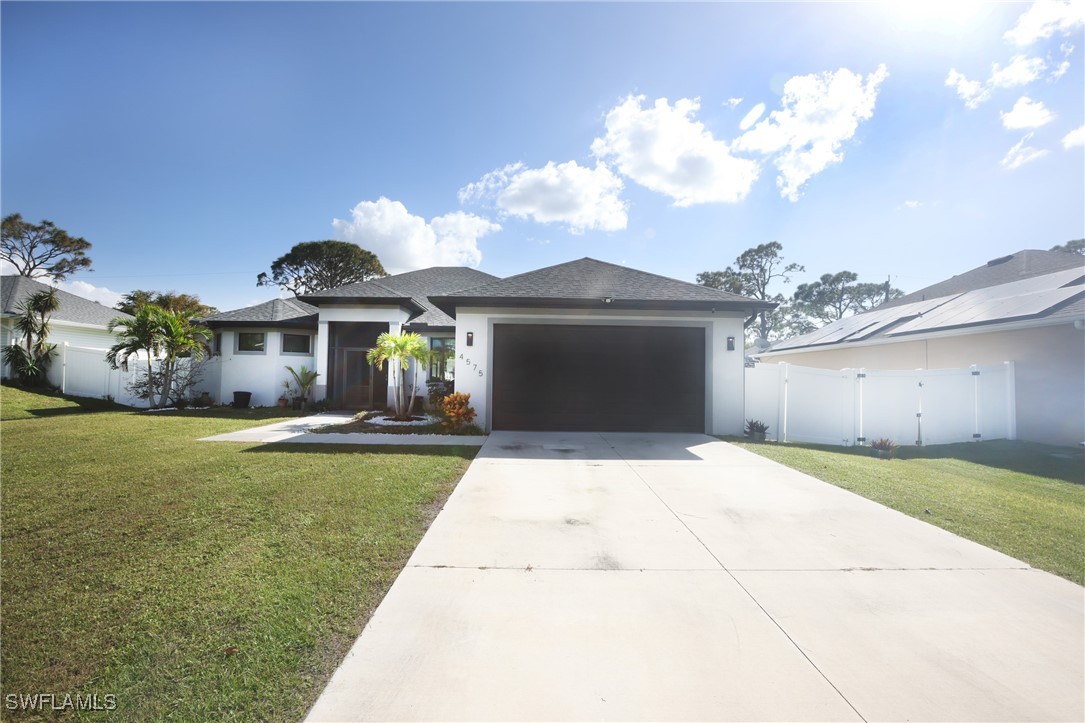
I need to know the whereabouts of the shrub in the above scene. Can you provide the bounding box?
[441,392,477,432]
[870,438,898,458]
[745,419,770,435]
[427,379,453,409]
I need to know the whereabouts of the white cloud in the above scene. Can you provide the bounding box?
[1001,132,1049,169]
[726,97,743,108]
[1062,124,1085,149]
[734,65,889,201]
[945,69,991,108]
[590,95,760,206]
[332,197,500,273]
[1000,96,1056,129]
[55,280,124,309]
[989,55,1048,87]
[457,162,524,205]
[903,200,922,209]
[493,161,628,233]
[739,102,766,131]
[1050,43,1074,80]
[1004,0,1085,46]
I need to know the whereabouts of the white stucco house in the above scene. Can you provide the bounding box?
[0,274,133,387]
[202,258,772,434]
[756,250,1085,447]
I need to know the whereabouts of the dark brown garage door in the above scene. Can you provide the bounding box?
[491,324,705,432]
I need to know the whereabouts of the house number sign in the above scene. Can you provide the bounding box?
[459,353,485,377]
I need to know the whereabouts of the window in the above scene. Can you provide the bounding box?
[429,337,454,380]
[282,333,311,354]
[237,332,266,353]
[213,333,222,355]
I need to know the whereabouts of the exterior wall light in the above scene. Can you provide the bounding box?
[466,332,474,346]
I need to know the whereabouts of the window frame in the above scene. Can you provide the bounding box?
[429,336,455,381]
[281,332,313,356]
[235,331,267,355]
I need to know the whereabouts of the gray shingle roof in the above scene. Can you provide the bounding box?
[879,249,1084,309]
[202,297,318,328]
[0,275,132,327]
[430,258,773,314]
[299,267,500,328]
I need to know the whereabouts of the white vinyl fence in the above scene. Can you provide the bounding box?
[745,361,1016,447]
[58,343,219,408]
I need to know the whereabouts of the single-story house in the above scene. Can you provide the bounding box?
[756,250,1085,446]
[0,274,132,386]
[202,258,772,434]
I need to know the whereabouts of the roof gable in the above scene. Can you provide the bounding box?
[202,297,319,328]
[298,267,501,328]
[0,275,131,328]
[431,258,772,314]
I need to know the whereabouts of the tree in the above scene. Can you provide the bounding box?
[107,306,210,408]
[2,213,93,281]
[257,240,386,295]
[116,290,218,318]
[1050,239,1085,256]
[851,280,904,312]
[792,271,904,324]
[697,241,804,342]
[2,288,60,385]
[366,331,428,420]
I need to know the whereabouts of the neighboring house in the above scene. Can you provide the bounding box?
[0,274,132,387]
[204,258,772,434]
[757,250,1085,446]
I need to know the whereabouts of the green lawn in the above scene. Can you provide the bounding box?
[1,384,475,720]
[729,438,1085,585]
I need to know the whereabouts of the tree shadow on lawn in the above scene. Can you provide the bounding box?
[240,442,479,461]
[146,406,315,421]
[729,438,1084,486]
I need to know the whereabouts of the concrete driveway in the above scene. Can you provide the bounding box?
[307,432,1084,722]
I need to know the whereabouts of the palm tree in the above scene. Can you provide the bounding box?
[107,306,210,407]
[108,306,166,405]
[3,288,61,385]
[366,331,428,419]
[285,364,320,410]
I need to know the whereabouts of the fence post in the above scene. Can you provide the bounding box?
[61,341,69,394]
[779,363,789,443]
[971,364,982,441]
[855,368,866,446]
[1005,361,1017,440]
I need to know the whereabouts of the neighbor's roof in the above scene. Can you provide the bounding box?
[299,267,500,329]
[202,297,319,329]
[0,274,131,328]
[430,258,775,316]
[878,249,1084,309]
[764,264,1085,355]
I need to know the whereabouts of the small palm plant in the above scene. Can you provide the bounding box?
[3,288,60,385]
[284,365,319,410]
[366,331,429,420]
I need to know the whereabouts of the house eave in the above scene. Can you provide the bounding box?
[429,296,775,319]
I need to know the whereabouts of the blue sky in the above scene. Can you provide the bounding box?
[2,1,1083,313]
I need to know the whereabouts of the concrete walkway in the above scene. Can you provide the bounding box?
[307,431,1084,722]
[199,413,487,446]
